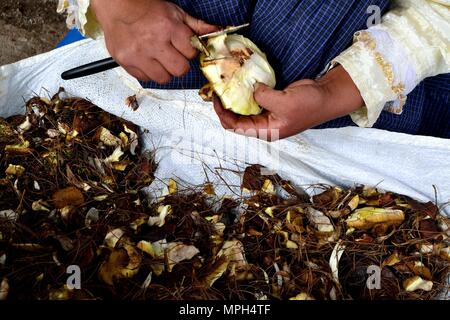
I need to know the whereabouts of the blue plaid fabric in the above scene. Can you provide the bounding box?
[59,0,449,138]
[145,0,392,89]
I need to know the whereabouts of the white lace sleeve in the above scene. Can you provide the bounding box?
[333,0,450,127]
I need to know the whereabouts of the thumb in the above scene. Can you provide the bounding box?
[254,83,284,112]
[183,13,218,35]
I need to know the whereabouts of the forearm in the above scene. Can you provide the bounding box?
[90,0,156,26]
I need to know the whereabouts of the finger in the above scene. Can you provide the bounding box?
[157,44,190,77]
[287,79,317,89]
[213,96,239,129]
[213,96,276,139]
[171,25,197,60]
[253,83,286,113]
[183,13,218,35]
[125,66,152,81]
[138,58,171,84]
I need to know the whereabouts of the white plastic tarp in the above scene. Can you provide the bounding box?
[0,38,449,216]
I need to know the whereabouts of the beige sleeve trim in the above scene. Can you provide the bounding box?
[332,0,450,127]
[57,0,103,39]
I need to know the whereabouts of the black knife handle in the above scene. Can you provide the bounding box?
[61,57,120,80]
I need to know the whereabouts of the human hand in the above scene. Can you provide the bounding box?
[91,0,217,83]
[213,65,364,140]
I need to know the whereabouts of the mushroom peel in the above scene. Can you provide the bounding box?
[197,34,276,115]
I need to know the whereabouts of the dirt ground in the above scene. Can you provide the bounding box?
[0,0,67,66]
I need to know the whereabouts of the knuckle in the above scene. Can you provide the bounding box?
[114,50,131,66]
[130,42,143,55]
[117,43,144,64]
[220,121,230,130]
[157,17,172,30]
[114,55,126,67]
[173,61,189,77]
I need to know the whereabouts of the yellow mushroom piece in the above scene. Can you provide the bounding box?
[289,292,315,300]
[345,207,405,230]
[198,34,276,116]
[403,276,433,292]
[5,164,25,177]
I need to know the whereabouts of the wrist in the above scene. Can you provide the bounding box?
[91,0,161,26]
[317,65,364,118]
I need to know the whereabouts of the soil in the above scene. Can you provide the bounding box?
[0,0,67,66]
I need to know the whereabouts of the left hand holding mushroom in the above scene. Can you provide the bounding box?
[213,65,365,140]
